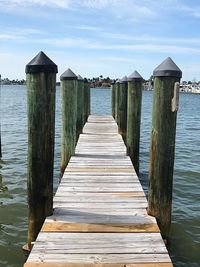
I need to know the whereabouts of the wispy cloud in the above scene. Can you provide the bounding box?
[0,0,71,9]
[0,0,156,20]
[0,27,45,41]
[0,34,16,40]
[72,25,102,31]
[16,35,200,55]
[103,32,200,46]
[178,5,200,18]
[2,24,200,56]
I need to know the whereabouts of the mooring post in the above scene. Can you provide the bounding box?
[60,68,77,176]
[26,51,57,249]
[83,78,90,124]
[118,76,128,143]
[127,71,143,175]
[76,74,84,141]
[0,74,2,158]
[111,80,115,118]
[148,57,182,240]
[114,79,120,125]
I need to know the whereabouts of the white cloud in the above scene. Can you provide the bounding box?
[0,34,16,40]
[0,0,71,9]
[72,25,102,31]
[13,34,200,55]
[0,0,156,20]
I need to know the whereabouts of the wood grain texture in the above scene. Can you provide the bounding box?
[60,79,77,175]
[24,115,172,267]
[148,77,180,239]
[24,263,173,267]
[76,79,84,141]
[26,72,56,247]
[126,80,142,175]
[118,81,128,143]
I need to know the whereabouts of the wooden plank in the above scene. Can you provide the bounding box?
[59,178,139,183]
[56,187,143,193]
[52,202,147,209]
[65,168,135,172]
[28,232,168,254]
[51,207,148,216]
[26,253,172,264]
[58,183,142,188]
[53,192,146,202]
[41,222,159,233]
[62,173,138,177]
[24,115,172,267]
[24,263,173,267]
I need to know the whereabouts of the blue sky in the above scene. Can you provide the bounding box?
[1,0,200,81]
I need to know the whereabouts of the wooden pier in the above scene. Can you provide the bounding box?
[24,115,173,267]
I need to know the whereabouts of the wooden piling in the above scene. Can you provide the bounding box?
[148,57,182,240]
[76,74,84,141]
[83,78,90,124]
[60,68,77,176]
[111,80,115,118]
[25,51,57,248]
[0,74,2,158]
[114,79,120,125]
[118,76,128,143]
[127,71,143,175]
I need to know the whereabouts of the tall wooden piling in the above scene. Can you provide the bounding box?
[148,57,182,240]
[111,80,115,118]
[114,79,120,125]
[76,74,84,141]
[60,69,77,176]
[83,78,90,124]
[127,71,143,175]
[26,51,57,248]
[118,76,128,143]
[0,74,2,158]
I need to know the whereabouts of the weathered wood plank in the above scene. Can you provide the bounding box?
[24,263,173,267]
[24,115,172,267]
[28,233,167,254]
[52,207,148,216]
[52,202,147,208]
[41,222,159,233]
[53,192,146,201]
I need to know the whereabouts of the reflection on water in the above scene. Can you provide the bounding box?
[0,173,8,193]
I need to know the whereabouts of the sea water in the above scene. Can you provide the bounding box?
[0,86,199,266]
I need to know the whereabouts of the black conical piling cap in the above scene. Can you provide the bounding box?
[120,76,128,84]
[60,68,77,81]
[116,79,120,83]
[25,51,58,74]
[77,74,84,81]
[84,78,88,83]
[128,70,143,81]
[153,57,182,78]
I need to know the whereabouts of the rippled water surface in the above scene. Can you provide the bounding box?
[0,86,199,266]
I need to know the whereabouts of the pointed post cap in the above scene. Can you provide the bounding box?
[77,74,84,81]
[120,76,128,84]
[153,57,182,78]
[128,70,143,81]
[60,68,77,81]
[25,51,58,74]
[84,78,88,83]
[116,79,120,83]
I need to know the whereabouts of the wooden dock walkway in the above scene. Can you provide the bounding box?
[24,115,173,267]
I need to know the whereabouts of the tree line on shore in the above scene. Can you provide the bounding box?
[1,75,199,89]
[0,75,112,87]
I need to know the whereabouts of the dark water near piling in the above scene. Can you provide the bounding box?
[0,86,199,267]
